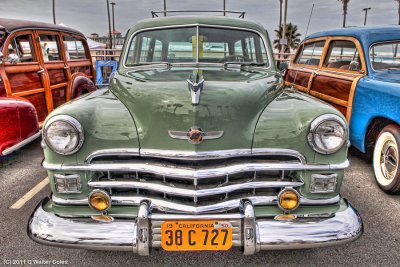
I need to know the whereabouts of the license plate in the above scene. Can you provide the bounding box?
[161,220,233,251]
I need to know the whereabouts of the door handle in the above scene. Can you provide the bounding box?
[37,68,45,74]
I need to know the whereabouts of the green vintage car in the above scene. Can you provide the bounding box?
[28,15,363,255]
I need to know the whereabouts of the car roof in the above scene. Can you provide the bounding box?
[306,25,400,46]
[0,18,84,36]
[128,15,266,34]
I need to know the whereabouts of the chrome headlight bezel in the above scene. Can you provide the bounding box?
[43,115,84,155]
[307,114,348,155]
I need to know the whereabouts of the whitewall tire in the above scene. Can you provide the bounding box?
[373,125,400,194]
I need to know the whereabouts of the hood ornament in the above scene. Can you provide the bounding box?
[187,73,205,105]
[169,127,223,145]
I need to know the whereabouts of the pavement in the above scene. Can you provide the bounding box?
[0,139,399,267]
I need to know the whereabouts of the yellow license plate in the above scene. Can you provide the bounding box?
[161,220,233,251]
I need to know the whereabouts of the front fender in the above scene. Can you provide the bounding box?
[0,97,39,155]
[252,89,348,165]
[42,89,140,165]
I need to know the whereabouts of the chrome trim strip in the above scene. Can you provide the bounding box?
[28,197,363,252]
[2,131,41,156]
[88,180,304,198]
[140,148,307,162]
[86,149,139,163]
[43,160,350,179]
[140,148,252,160]
[122,24,272,71]
[51,195,340,213]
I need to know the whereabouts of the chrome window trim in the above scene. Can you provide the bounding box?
[52,195,340,214]
[43,159,349,179]
[43,115,85,155]
[368,40,400,72]
[122,23,272,70]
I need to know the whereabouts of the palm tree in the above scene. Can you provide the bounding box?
[338,0,350,28]
[396,0,400,25]
[274,23,302,53]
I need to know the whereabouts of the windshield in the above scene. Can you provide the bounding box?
[125,26,269,67]
[370,41,400,70]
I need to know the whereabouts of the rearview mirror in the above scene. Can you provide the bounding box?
[278,61,288,73]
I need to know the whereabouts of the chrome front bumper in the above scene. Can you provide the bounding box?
[28,198,363,255]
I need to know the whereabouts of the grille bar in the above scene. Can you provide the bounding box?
[88,180,303,198]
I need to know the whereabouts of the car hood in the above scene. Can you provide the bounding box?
[111,67,282,152]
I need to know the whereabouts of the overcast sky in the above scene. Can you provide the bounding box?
[0,0,399,40]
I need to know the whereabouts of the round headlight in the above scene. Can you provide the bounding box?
[44,115,84,155]
[308,114,348,154]
[89,190,111,212]
[278,188,300,212]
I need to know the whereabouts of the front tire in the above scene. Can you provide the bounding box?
[373,125,400,194]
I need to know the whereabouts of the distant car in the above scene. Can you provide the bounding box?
[284,26,400,194]
[0,18,96,156]
[28,15,362,255]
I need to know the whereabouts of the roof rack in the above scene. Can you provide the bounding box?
[151,10,245,19]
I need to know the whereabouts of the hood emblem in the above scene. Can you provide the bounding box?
[187,73,205,105]
[169,127,223,145]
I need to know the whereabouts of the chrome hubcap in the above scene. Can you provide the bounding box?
[380,141,398,180]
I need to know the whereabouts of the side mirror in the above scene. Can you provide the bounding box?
[278,61,289,73]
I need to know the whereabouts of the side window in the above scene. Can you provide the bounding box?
[324,40,361,71]
[6,34,36,64]
[63,36,88,60]
[39,34,61,62]
[295,41,325,66]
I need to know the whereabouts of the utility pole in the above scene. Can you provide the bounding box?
[163,0,167,16]
[223,0,226,16]
[362,7,371,26]
[280,0,288,57]
[106,0,113,49]
[110,2,116,49]
[52,0,56,24]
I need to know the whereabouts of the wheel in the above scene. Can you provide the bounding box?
[373,125,400,194]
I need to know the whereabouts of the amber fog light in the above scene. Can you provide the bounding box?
[89,190,111,212]
[278,189,300,212]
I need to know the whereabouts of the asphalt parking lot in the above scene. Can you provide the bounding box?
[1,139,400,267]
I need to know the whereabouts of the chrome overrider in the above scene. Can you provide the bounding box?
[28,149,363,254]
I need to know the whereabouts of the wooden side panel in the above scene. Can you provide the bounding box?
[24,93,47,122]
[311,75,352,102]
[285,69,311,89]
[7,72,43,94]
[70,65,92,77]
[51,86,67,109]
[48,69,67,85]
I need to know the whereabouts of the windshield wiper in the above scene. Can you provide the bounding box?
[223,62,267,69]
[129,62,172,69]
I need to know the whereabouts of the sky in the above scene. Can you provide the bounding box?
[0,0,399,41]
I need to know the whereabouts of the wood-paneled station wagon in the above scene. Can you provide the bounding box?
[28,14,362,255]
[0,18,96,156]
[284,26,400,194]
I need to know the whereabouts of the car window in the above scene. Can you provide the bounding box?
[39,34,61,62]
[370,41,400,70]
[6,34,36,64]
[63,36,87,60]
[324,40,361,71]
[295,41,325,66]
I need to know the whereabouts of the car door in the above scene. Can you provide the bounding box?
[309,37,366,121]
[2,30,49,123]
[36,30,69,110]
[284,38,326,95]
